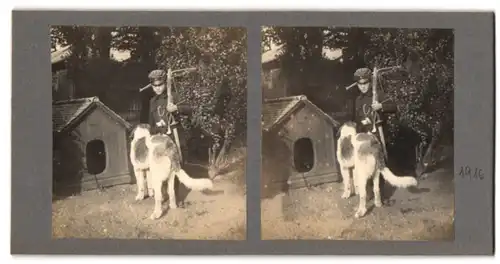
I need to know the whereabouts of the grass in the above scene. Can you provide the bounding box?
[261,166,455,240]
[52,147,247,240]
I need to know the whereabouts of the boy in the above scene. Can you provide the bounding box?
[147,69,193,162]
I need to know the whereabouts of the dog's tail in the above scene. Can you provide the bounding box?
[380,167,418,188]
[176,169,214,191]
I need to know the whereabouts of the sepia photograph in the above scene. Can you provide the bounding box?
[261,26,454,240]
[51,26,247,240]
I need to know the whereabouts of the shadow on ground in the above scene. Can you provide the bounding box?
[261,151,455,240]
[52,146,247,240]
[261,131,293,200]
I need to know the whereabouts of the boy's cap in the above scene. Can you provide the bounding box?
[148,69,167,85]
[353,68,372,81]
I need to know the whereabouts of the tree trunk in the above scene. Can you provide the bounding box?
[345,28,367,69]
[95,27,113,59]
[137,27,159,67]
[305,27,324,61]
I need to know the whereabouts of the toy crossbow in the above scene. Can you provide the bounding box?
[345,66,403,160]
[139,66,197,162]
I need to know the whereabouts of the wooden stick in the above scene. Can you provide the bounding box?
[344,82,357,90]
[139,83,152,92]
[139,67,197,92]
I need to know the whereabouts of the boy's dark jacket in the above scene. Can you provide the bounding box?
[148,90,192,135]
[147,77,231,135]
[347,87,398,132]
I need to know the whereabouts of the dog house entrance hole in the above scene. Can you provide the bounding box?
[86,139,107,175]
[293,137,314,173]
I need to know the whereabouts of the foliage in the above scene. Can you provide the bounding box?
[155,27,248,140]
[51,26,116,61]
[262,27,454,151]
[50,25,247,137]
[358,28,454,148]
[51,26,94,70]
[111,27,162,64]
[51,26,247,174]
[262,27,325,75]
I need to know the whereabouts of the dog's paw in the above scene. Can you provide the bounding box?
[374,200,383,208]
[419,173,429,180]
[169,203,178,209]
[411,178,419,186]
[135,194,145,201]
[150,210,163,220]
[341,192,351,199]
[354,208,367,218]
[208,169,217,179]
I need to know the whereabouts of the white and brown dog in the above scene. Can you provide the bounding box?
[336,121,418,218]
[129,124,214,219]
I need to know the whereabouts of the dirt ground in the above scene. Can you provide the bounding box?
[52,149,247,240]
[261,165,455,240]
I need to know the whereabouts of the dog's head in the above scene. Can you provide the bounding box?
[129,123,151,141]
[337,121,357,138]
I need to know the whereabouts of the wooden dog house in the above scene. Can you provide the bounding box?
[262,95,341,191]
[52,97,133,195]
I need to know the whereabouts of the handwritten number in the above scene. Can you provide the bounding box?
[477,168,484,180]
[458,166,485,180]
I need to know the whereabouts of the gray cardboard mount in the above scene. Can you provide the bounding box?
[11,11,494,255]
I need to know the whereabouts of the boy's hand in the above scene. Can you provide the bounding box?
[361,117,372,125]
[156,119,166,127]
[371,101,383,111]
[167,103,178,112]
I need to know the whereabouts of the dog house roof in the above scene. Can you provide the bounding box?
[52,96,132,133]
[262,95,340,132]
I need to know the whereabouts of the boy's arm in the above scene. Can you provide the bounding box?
[176,102,193,115]
[379,92,398,113]
[170,82,193,115]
